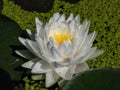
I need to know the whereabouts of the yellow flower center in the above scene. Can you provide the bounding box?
[54,33,74,45]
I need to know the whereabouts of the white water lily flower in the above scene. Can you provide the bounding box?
[16,13,104,87]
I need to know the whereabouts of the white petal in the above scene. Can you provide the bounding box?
[48,22,59,37]
[18,37,26,46]
[74,45,91,60]
[89,49,104,60]
[74,62,89,74]
[63,40,73,56]
[75,32,96,58]
[35,36,46,54]
[31,60,52,74]
[26,29,32,35]
[26,29,35,40]
[18,37,35,54]
[72,22,90,58]
[55,66,75,80]
[78,21,90,49]
[58,14,65,23]
[35,18,46,40]
[35,17,43,25]
[31,74,45,80]
[73,31,96,60]
[46,71,60,87]
[18,37,39,56]
[78,31,96,53]
[57,58,72,66]
[66,13,74,23]
[48,13,60,24]
[50,46,61,59]
[62,23,70,34]
[26,39,41,57]
[49,17,54,24]
[73,47,97,64]
[67,65,76,77]
[53,13,60,21]
[74,15,80,24]
[35,17,44,34]
[59,40,71,56]
[55,67,69,80]
[49,37,58,49]
[46,38,60,59]
[83,31,97,46]
[36,37,61,62]
[15,50,35,59]
[69,19,76,32]
[70,38,80,57]
[37,27,44,40]
[22,57,39,69]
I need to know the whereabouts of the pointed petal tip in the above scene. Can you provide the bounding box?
[90,31,97,41]
[99,50,105,55]
[18,37,25,41]
[22,58,39,69]
[75,14,80,19]
[96,49,105,55]
[21,62,32,69]
[70,13,74,17]
[55,67,73,80]
[21,63,26,68]
[35,17,39,22]
[18,37,23,40]
[54,12,60,15]
[84,20,91,25]
[45,71,60,87]
[35,17,44,25]
[26,29,31,34]
[89,49,105,60]
[31,62,40,73]
[18,37,26,45]
[15,50,18,54]
[15,50,23,57]
[74,62,89,74]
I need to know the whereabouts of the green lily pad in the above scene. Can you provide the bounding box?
[63,68,120,90]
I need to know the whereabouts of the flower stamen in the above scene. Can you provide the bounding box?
[54,33,74,45]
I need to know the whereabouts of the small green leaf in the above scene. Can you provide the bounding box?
[63,68,120,90]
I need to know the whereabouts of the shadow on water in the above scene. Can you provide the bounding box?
[0,0,3,11]
[0,0,26,88]
[10,0,80,13]
[64,0,80,3]
[0,69,14,90]
[12,0,55,13]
